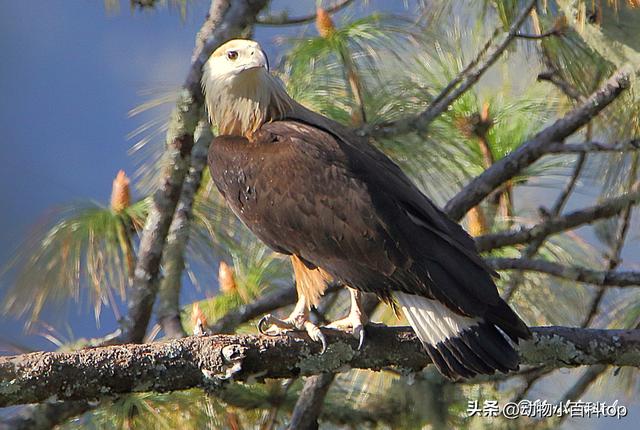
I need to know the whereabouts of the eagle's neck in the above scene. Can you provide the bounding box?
[203,68,294,138]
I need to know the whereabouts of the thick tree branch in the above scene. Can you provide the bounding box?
[119,0,269,344]
[488,258,640,286]
[444,68,631,221]
[157,121,213,339]
[475,184,640,252]
[2,326,640,407]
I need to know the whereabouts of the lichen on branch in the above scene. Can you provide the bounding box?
[2,326,640,407]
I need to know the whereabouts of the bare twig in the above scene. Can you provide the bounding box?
[2,326,640,407]
[257,0,354,26]
[556,156,639,410]
[429,29,500,109]
[545,139,640,153]
[538,71,583,101]
[475,184,640,252]
[515,29,560,40]
[364,0,536,137]
[582,154,638,327]
[503,131,589,394]
[444,68,631,221]
[488,258,640,287]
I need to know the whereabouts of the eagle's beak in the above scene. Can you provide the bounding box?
[240,49,269,73]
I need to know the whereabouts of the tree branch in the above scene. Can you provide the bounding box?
[256,0,354,26]
[582,155,638,327]
[475,184,640,252]
[545,139,640,153]
[363,0,536,138]
[515,25,563,40]
[537,71,584,101]
[487,258,640,287]
[288,373,336,430]
[2,326,640,407]
[157,121,213,339]
[444,68,631,221]
[0,400,94,430]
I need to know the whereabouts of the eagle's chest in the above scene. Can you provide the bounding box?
[211,148,264,219]
[208,137,292,250]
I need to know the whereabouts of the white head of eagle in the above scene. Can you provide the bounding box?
[202,39,293,137]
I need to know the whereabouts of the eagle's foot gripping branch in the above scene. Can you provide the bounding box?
[258,313,328,353]
[325,287,367,350]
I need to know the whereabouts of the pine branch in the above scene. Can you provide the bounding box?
[475,184,640,252]
[444,68,631,221]
[487,258,640,287]
[502,153,587,301]
[554,159,640,408]
[2,326,640,407]
[118,0,270,344]
[363,0,536,137]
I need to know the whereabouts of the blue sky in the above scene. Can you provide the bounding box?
[0,0,209,349]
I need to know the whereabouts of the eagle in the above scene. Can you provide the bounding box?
[202,39,531,379]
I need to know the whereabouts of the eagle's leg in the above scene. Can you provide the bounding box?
[325,287,367,349]
[257,293,327,352]
[258,256,330,352]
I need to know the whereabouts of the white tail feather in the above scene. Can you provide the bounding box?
[394,292,479,346]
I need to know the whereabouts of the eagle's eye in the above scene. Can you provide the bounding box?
[226,50,238,61]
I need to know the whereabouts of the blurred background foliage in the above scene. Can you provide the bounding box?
[2,0,640,428]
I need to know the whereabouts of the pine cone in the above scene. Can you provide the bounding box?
[110,170,131,212]
[218,261,237,294]
[316,7,336,38]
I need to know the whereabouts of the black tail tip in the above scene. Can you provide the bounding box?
[423,322,520,380]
